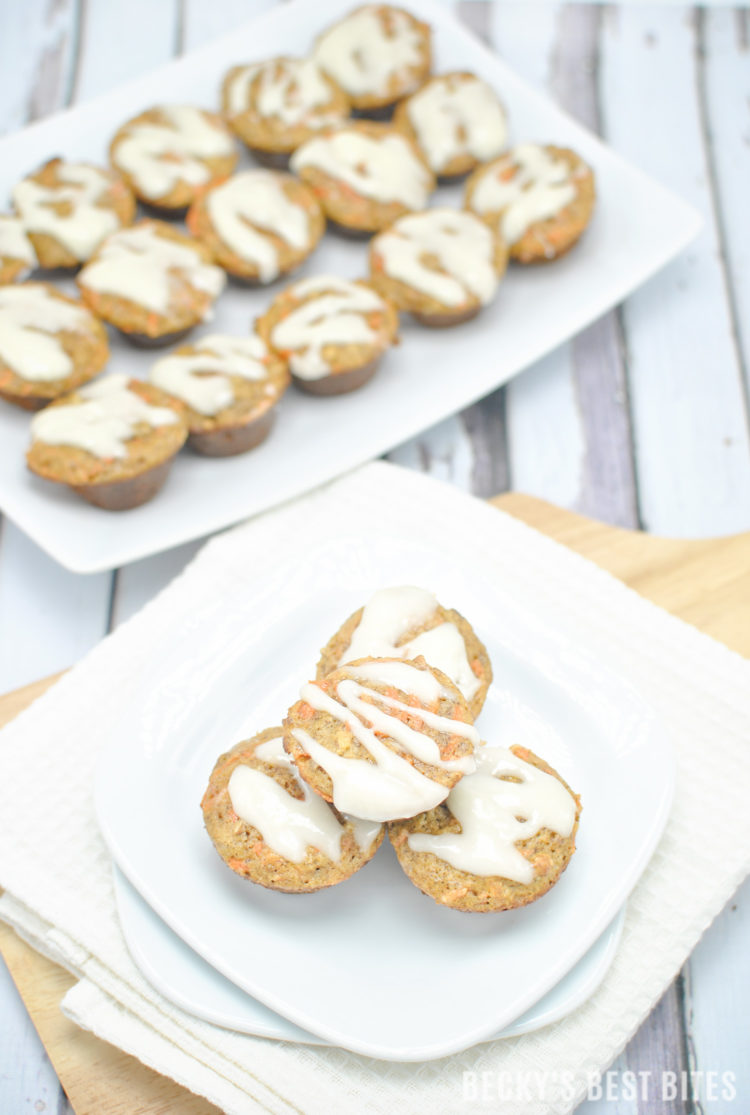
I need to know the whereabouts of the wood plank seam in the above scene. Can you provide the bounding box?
[553,6,641,531]
[694,7,750,437]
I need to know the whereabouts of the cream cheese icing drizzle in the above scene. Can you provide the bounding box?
[0,215,37,268]
[406,75,507,173]
[340,586,481,702]
[314,6,423,98]
[30,373,178,458]
[292,659,478,822]
[470,144,578,246]
[374,210,498,308]
[205,171,312,282]
[79,224,225,314]
[270,275,386,380]
[150,334,271,415]
[0,286,90,382]
[226,58,342,128]
[407,744,577,883]
[291,129,431,209]
[113,106,234,200]
[228,735,380,863]
[13,163,122,261]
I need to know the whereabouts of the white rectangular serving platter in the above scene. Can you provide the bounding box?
[0,0,701,572]
[95,527,674,1061]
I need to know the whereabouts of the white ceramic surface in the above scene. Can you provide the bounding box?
[0,0,700,573]
[95,529,674,1061]
[113,864,626,1045]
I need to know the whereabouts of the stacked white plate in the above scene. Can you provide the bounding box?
[96,531,673,1060]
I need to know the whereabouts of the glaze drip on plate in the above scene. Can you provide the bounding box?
[79,224,225,314]
[470,144,578,245]
[150,334,272,416]
[341,586,481,702]
[229,735,380,863]
[205,171,312,282]
[408,744,577,883]
[292,658,478,822]
[373,211,499,308]
[270,275,387,380]
[13,163,123,261]
[30,373,179,458]
[113,106,235,200]
[0,285,90,382]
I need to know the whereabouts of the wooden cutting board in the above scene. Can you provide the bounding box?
[1,493,749,1115]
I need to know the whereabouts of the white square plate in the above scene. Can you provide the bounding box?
[95,523,674,1061]
[0,0,700,573]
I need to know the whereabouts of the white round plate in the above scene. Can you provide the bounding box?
[114,864,626,1045]
[95,533,674,1061]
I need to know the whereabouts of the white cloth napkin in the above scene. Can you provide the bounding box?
[0,461,748,1115]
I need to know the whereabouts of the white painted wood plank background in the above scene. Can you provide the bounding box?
[0,2,748,1113]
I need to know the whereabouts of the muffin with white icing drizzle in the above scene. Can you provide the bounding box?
[464,144,596,264]
[283,656,478,824]
[394,72,508,179]
[186,169,325,285]
[77,220,226,347]
[313,5,431,116]
[12,158,136,270]
[221,56,350,167]
[290,121,434,236]
[0,216,38,285]
[0,283,108,411]
[369,209,508,328]
[26,374,188,510]
[149,332,289,457]
[109,105,237,214]
[316,586,493,719]
[390,744,581,911]
[256,275,398,396]
[201,727,384,892]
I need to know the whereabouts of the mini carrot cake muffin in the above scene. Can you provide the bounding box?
[0,215,37,284]
[393,72,508,179]
[314,5,431,115]
[0,283,108,411]
[221,57,350,167]
[369,208,508,327]
[109,105,237,214]
[464,144,596,264]
[186,169,325,285]
[316,586,492,719]
[256,275,398,395]
[283,656,479,823]
[12,158,136,270]
[27,374,188,510]
[149,332,289,456]
[290,121,434,236]
[201,727,384,892]
[77,220,226,346]
[390,743,581,912]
